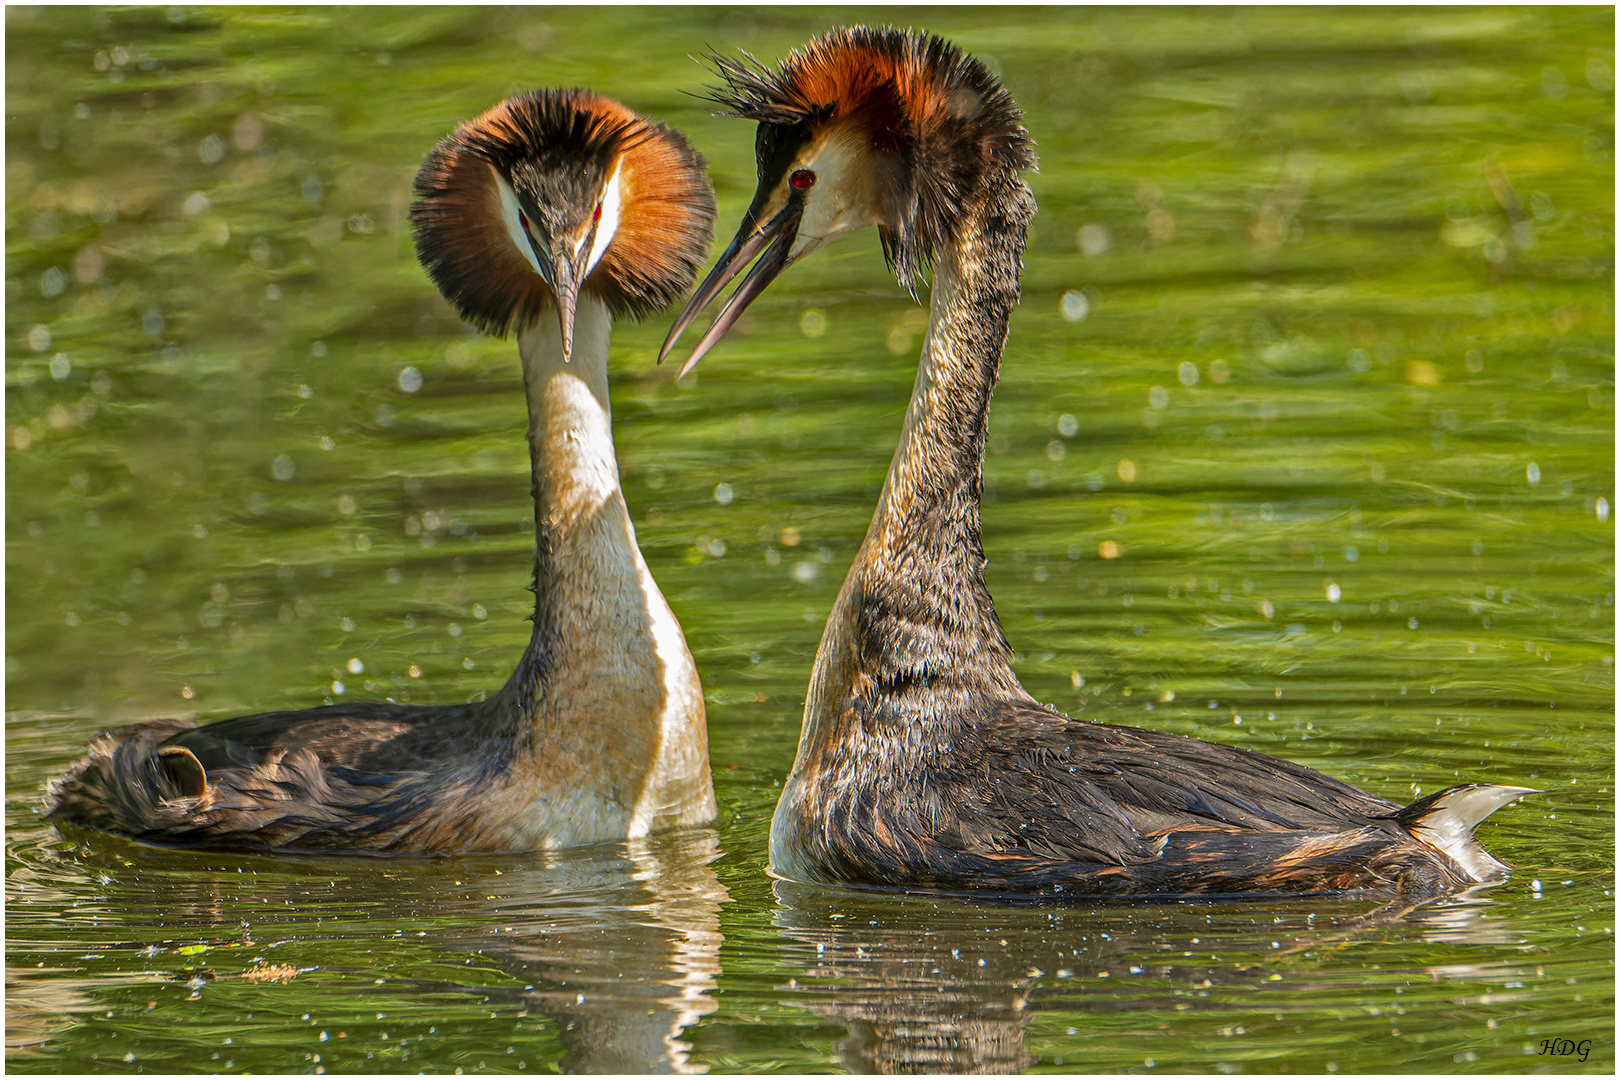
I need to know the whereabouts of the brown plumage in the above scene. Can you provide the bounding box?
[413,88,714,333]
[45,89,719,854]
[664,25,1531,899]
[702,26,1032,290]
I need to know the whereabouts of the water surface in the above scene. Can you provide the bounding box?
[6,5,1613,1073]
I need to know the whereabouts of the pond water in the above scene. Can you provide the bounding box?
[5,5,1613,1074]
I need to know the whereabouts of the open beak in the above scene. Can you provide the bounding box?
[659,194,804,378]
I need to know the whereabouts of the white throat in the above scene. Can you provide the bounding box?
[518,299,620,522]
[507,296,713,842]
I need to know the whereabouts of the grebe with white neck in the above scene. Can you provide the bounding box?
[46,89,718,853]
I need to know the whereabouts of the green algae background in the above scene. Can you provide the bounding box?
[6,5,1613,1073]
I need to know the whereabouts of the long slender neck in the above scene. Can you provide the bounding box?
[500,298,641,716]
[520,297,620,606]
[802,173,1037,742]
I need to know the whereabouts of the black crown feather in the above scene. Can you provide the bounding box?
[412,89,715,336]
[703,26,1036,290]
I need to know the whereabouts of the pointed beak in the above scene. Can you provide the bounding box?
[659,194,804,378]
[548,231,595,365]
[514,203,596,364]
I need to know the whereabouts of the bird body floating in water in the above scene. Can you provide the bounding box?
[47,89,719,854]
[663,26,1531,899]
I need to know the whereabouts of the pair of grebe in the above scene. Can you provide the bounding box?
[49,29,1527,899]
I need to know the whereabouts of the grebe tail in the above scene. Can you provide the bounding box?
[661,26,1529,898]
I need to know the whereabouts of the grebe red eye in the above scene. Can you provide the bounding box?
[789,169,816,191]
[592,202,602,224]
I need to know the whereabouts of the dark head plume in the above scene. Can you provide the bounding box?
[412,88,716,337]
[702,26,1036,288]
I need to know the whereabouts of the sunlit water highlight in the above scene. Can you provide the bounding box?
[6,6,1613,1073]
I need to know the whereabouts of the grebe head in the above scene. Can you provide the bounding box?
[661,26,1035,373]
[413,88,716,361]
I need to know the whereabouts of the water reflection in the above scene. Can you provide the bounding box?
[770,880,1529,1074]
[427,830,729,1074]
[5,825,728,1073]
[772,882,1038,1073]
[5,4,1612,1073]
[1398,890,1529,949]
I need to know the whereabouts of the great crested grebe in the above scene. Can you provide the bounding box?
[46,89,719,853]
[663,27,1530,899]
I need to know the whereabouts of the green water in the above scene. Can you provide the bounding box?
[6,5,1613,1073]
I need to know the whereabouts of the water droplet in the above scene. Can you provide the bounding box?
[198,133,227,165]
[1077,223,1112,256]
[1587,56,1614,92]
[1060,290,1089,322]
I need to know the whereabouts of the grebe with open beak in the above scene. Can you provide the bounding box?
[663,27,1531,899]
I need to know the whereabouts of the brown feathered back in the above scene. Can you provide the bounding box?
[412,88,715,335]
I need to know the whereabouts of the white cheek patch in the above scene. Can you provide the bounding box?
[792,141,875,256]
[495,170,544,276]
[584,160,624,276]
